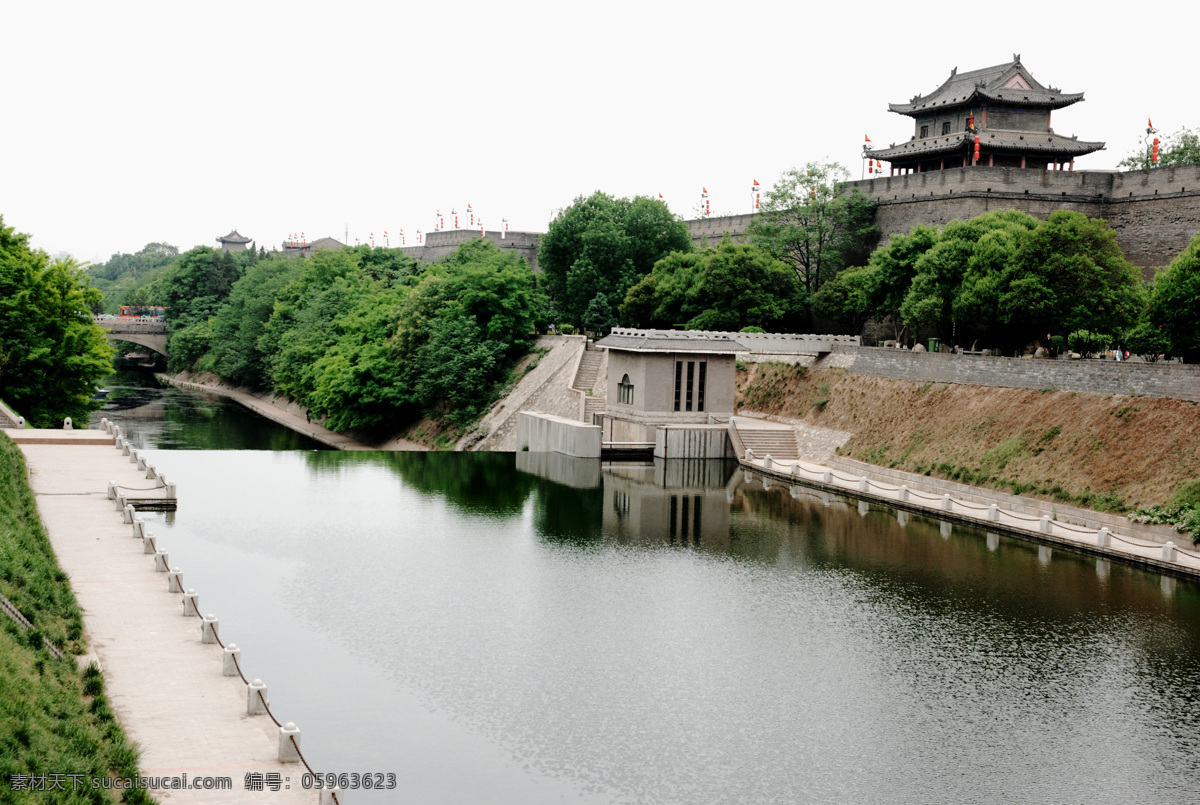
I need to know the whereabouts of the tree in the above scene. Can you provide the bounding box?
[903,210,1039,342]
[0,217,114,426]
[848,225,939,342]
[995,211,1144,340]
[1148,232,1200,362]
[1118,126,1200,170]
[620,240,801,331]
[747,161,878,305]
[581,293,616,336]
[538,192,691,325]
[209,256,304,387]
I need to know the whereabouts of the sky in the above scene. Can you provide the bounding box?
[2,1,1188,264]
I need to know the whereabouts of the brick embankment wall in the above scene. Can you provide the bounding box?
[841,347,1200,402]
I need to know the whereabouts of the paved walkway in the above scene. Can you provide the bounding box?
[17,433,317,803]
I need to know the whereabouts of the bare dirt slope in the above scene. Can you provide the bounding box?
[737,362,1200,511]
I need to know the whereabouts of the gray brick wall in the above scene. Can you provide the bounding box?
[840,347,1200,401]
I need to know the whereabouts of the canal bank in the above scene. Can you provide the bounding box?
[10,426,318,803]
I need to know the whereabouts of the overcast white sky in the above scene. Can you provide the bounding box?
[2,1,1185,264]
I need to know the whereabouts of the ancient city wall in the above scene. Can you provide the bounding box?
[400,230,540,271]
[839,346,1200,401]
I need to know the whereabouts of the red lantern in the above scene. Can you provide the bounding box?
[974,136,981,164]
[1152,137,1160,163]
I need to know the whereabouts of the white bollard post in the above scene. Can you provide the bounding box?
[154,549,169,572]
[143,533,156,554]
[182,589,199,617]
[63,417,73,430]
[15,417,24,428]
[941,494,952,511]
[1162,541,1177,562]
[763,454,773,471]
[822,470,832,484]
[165,482,177,499]
[278,722,301,763]
[745,448,755,461]
[132,518,145,539]
[1097,528,1111,548]
[130,448,139,465]
[247,679,268,715]
[201,614,219,644]
[145,464,157,480]
[107,481,118,500]
[319,788,345,805]
[1040,515,1052,534]
[137,455,148,472]
[121,440,131,456]
[222,643,241,676]
[101,417,110,432]
[123,503,135,524]
[898,485,909,502]
[791,462,800,477]
[988,504,999,522]
[858,478,869,493]
[167,567,183,593]
[114,493,125,511]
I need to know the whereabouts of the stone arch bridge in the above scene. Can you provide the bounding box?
[93,317,168,358]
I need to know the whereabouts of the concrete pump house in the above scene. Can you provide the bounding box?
[595,329,746,443]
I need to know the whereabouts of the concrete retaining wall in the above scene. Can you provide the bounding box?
[653,425,732,459]
[516,411,601,458]
[841,346,1200,401]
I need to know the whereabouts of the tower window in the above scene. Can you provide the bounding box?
[942,121,952,135]
[920,125,929,138]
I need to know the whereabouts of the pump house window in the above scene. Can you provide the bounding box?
[619,374,634,405]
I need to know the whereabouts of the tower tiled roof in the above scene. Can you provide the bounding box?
[887,57,1084,116]
[870,131,1105,162]
[216,229,252,244]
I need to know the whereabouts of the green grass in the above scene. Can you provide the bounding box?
[0,433,154,802]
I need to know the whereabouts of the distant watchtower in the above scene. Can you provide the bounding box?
[870,55,1105,174]
[216,229,253,252]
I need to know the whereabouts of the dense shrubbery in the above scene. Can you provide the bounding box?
[814,210,1146,349]
[118,239,543,435]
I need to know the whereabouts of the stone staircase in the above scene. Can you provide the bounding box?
[732,423,801,461]
[573,344,606,423]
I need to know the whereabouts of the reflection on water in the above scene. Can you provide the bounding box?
[91,370,325,450]
[105,392,1200,804]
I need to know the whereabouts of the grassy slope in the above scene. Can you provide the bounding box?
[0,433,153,803]
[737,362,1200,513]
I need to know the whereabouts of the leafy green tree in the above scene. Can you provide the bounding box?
[209,256,304,387]
[903,210,1039,341]
[539,192,691,325]
[996,211,1144,340]
[747,161,878,304]
[1148,232,1200,362]
[1123,319,1172,361]
[0,217,114,426]
[581,293,617,336]
[811,270,871,335]
[620,240,800,331]
[259,249,368,403]
[848,225,939,342]
[1118,126,1200,170]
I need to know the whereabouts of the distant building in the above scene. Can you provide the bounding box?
[868,55,1105,174]
[216,230,253,252]
[280,236,345,258]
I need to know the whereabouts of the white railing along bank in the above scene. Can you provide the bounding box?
[741,448,1200,576]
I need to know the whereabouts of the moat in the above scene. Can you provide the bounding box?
[95,374,1200,803]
